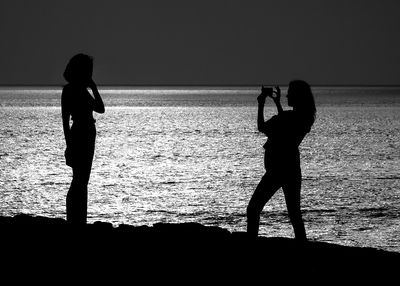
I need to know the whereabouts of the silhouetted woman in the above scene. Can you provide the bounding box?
[62,54,105,225]
[247,80,316,241]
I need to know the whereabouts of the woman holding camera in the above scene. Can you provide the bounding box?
[246,80,316,241]
[62,53,105,225]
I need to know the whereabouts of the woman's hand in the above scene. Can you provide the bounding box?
[88,78,105,113]
[88,79,97,91]
[272,86,281,102]
[258,86,272,105]
[257,93,267,105]
[273,86,283,114]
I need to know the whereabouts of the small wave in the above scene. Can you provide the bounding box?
[303,209,337,214]
[375,176,400,180]
[161,181,178,185]
[40,181,67,186]
[145,209,177,215]
[357,207,400,219]
[151,155,163,160]
[355,226,374,231]
[358,207,388,213]
[102,183,118,187]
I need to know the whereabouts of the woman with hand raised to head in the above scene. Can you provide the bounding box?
[61,53,105,225]
[247,80,316,241]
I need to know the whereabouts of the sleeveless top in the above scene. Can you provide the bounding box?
[263,110,310,171]
[62,84,96,126]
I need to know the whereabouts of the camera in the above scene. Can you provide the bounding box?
[261,86,273,97]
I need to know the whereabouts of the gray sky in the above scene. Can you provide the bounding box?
[1,0,400,85]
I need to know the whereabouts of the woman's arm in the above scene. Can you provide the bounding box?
[272,86,283,114]
[257,87,281,135]
[257,93,267,133]
[89,80,105,114]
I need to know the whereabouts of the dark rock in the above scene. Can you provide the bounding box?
[1,214,399,283]
[90,220,114,232]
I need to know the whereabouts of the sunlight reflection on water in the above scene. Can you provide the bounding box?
[1,87,400,252]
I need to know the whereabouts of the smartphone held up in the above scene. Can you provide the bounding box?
[261,86,273,97]
[260,85,280,101]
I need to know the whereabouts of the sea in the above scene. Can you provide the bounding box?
[0,86,399,252]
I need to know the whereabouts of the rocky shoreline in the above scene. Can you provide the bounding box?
[1,214,399,283]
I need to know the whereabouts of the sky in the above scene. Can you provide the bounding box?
[1,0,400,86]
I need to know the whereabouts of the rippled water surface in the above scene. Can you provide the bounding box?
[1,86,399,252]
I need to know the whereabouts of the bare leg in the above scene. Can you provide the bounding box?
[66,166,91,225]
[66,125,96,225]
[282,171,306,241]
[247,172,281,237]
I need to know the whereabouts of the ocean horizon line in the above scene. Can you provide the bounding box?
[2,84,400,88]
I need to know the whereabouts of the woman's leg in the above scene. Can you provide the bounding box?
[66,126,95,225]
[66,166,90,225]
[282,170,307,241]
[247,172,281,237]
[66,178,77,224]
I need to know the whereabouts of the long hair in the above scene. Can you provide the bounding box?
[289,80,316,130]
[63,53,93,84]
